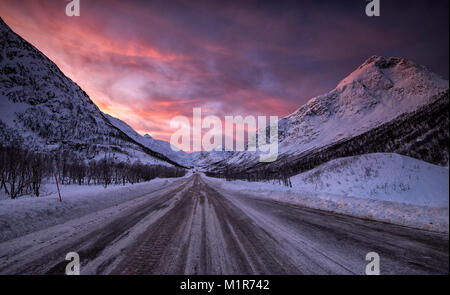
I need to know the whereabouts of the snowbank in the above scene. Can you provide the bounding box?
[0,177,187,242]
[204,153,449,232]
[291,153,449,208]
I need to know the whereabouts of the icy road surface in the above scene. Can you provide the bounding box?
[0,174,448,274]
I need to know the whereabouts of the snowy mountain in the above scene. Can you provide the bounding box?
[277,56,448,154]
[104,114,193,167]
[207,56,449,176]
[0,17,182,167]
[105,113,236,168]
[189,150,235,169]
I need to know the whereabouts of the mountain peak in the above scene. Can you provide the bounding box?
[359,55,410,69]
[336,55,447,91]
[275,55,449,159]
[217,56,448,172]
[288,56,448,123]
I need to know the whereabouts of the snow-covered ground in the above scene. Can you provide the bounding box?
[0,175,190,243]
[204,153,449,232]
[291,153,448,207]
[1,152,447,245]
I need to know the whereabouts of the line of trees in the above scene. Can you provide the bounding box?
[205,168,292,187]
[0,143,186,199]
[0,145,51,199]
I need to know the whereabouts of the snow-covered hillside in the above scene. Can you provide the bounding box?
[0,17,176,166]
[205,153,449,232]
[209,56,449,172]
[290,153,449,207]
[279,56,448,154]
[105,114,239,168]
[105,114,192,167]
[189,150,236,169]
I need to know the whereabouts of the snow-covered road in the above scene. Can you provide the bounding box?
[0,174,448,274]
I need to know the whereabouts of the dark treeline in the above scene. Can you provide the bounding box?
[205,168,292,187]
[0,143,186,199]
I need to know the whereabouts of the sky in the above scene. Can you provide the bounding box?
[0,0,448,149]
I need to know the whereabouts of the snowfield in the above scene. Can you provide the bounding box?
[204,153,449,232]
[0,175,190,243]
[290,153,448,207]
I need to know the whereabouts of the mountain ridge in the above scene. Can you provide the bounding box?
[206,55,449,176]
[0,17,184,168]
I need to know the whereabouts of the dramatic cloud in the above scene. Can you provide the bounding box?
[1,0,448,149]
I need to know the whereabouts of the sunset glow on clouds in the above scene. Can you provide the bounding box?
[0,0,448,149]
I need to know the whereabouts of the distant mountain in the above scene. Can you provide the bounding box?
[0,17,183,167]
[189,150,235,169]
[104,114,193,167]
[105,113,236,168]
[208,56,449,177]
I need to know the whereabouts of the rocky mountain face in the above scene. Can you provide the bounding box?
[0,18,182,167]
[207,56,449,178]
